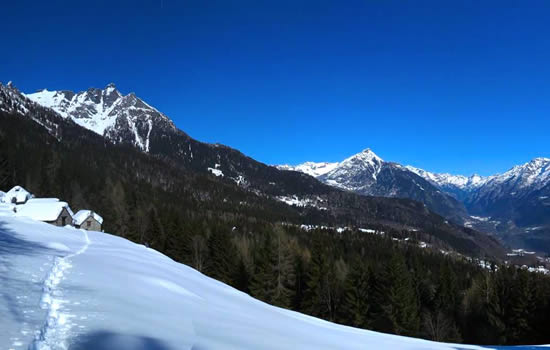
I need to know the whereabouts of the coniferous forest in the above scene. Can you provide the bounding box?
[1,109,550,346]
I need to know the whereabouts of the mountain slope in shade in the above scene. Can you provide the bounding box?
[465,158,550,229]
[25,84,176,152]
[407,158,550,223]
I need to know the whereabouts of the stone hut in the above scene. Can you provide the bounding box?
[73,210,103,231]
[2,186,33,204]
[15,198,74,226]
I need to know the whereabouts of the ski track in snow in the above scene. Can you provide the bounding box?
[29,230,90,350]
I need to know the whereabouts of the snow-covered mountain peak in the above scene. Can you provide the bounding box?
[487,157,550,190]
[276,148,386,189]
[334,148,384,177]
[276,149,383,179]
[345,148,383,163]
[527,157,550,169]
[0,82,32,115]
[25,84,176,151]
[313,148,388,192]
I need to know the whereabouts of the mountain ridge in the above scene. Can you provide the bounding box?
[279,150,550,251]
[279,149,469,222]
[25,84,177,152]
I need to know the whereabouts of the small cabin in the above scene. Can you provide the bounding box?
[15,199,74,226]
[73,210,103,231]
[2,186,33,204]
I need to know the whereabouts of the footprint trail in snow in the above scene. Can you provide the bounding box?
[29,230,91,350]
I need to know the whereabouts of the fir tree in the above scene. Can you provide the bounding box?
[250,234,278,303]
[379,253,420,336]
[144,207,161,246]
[342,259,374,329]
[233,257,250,294]
[207,228,236,285]
[303,233,334,320]
[507,269,531,344]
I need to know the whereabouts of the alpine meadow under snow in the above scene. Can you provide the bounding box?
[0,204,545,350]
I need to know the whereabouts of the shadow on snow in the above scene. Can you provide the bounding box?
[69,331,175,350]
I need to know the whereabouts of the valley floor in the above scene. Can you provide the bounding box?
[0,207,547,350]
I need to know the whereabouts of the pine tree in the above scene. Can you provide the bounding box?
[272,226,294,308]
[303,234,334,320]
[507,269,531,344]
[207,227,236,285]
[435,261,459,315]
[379,253,420,336]
[292,253,306,311]
[144,207,161,246]
[342,259,374,329]
[0,150,10,189]
[488,269,508,344]
[233,257,250,294]
[250,234,278,303]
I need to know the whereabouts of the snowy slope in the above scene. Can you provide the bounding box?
[277,161,338,177]
[0,209,533,350]
[478,157,550,192]
[0,82,30,116]
[25,84,176,152]
[405,166,488,192]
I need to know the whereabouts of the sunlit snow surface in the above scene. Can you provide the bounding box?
[0,209,548,350]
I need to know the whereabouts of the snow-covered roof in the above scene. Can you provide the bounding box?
[2,186,33,204]
[15,200,73,222]
[73,210,103,225]
[26,198,60,203]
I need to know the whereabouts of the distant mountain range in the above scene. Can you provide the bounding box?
[280,149,469,222]
[279,151,550,251]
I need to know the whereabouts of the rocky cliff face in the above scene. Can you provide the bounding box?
[25,84,176,151]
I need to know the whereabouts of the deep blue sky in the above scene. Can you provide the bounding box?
[3,1,550,176]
